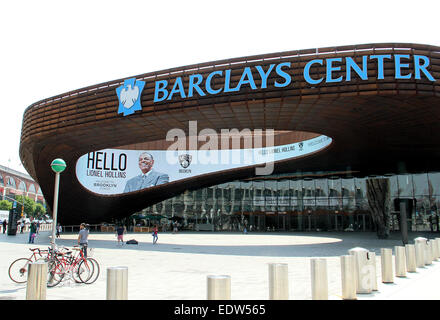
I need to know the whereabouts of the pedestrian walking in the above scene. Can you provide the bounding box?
[116,225,125,246]
[77,223,89,258]
[152,225,158,244]
[2,219,7,234]
[29,222,37,244]
[56,224,62,238]
[36,221,40,234]
[20,221,24,234]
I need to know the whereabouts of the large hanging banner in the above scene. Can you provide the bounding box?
[75,135,332,195]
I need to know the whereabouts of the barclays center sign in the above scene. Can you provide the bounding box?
[117,53,437,116]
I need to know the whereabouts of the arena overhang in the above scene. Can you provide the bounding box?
[19,43,440,224]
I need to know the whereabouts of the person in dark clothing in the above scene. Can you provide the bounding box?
[2,220,7,234]
[29,222,37,243]
[116,225,125,246]
[56,224,62,238]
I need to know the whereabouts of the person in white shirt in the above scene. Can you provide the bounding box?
[77,223,89,258]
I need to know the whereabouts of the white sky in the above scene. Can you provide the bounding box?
[1,0,439,175]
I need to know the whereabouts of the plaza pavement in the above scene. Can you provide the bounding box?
[0,229,439,300]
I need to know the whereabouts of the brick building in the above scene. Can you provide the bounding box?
[0,164,46,207]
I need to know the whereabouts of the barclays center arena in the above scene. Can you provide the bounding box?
[19,43,440,235]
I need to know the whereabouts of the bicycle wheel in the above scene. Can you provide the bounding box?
[73,259,93,283]
[8,258,32,283]
[47,260,64,288]
[85,258,100,284]
[78,258,100,284]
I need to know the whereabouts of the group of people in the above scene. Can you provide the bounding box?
[115,224,159,245]
[0,219,40,242]
[1,219,39,242]
[28,222,63,243]
[0,218,63,244]
[2,216,181,248]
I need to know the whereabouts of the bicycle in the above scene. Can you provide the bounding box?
[47,246,89,287]
[8,245,100,287]
[47,246,99,287]
[8,247,51,283]
[75,246,100,284]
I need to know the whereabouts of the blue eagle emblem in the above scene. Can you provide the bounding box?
[116,78,145,116]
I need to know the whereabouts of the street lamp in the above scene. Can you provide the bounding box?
[50,159,66,250]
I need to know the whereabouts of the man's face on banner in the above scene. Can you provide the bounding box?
[139,153,154,174]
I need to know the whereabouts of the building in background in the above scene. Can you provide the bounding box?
[0,164,46,207]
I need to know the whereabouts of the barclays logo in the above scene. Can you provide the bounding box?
[116,78,145,116]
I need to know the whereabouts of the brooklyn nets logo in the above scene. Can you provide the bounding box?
[178,154,192,168]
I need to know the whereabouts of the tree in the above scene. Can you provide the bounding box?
[0,200,12,211]
[34,203,46,217]
[15,195,36,217]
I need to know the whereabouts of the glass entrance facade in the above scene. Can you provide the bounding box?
[139,172,440,232]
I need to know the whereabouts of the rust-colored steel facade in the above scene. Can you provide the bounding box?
[20,43,440,224]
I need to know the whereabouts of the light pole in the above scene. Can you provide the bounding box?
[50,159,66,250]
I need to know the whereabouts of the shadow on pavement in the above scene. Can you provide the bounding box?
[1,230,437,257]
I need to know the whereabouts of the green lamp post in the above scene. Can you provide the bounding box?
[50,159,66,250]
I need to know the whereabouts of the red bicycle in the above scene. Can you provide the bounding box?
[47,246,100,287]
[8,247,53,283]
